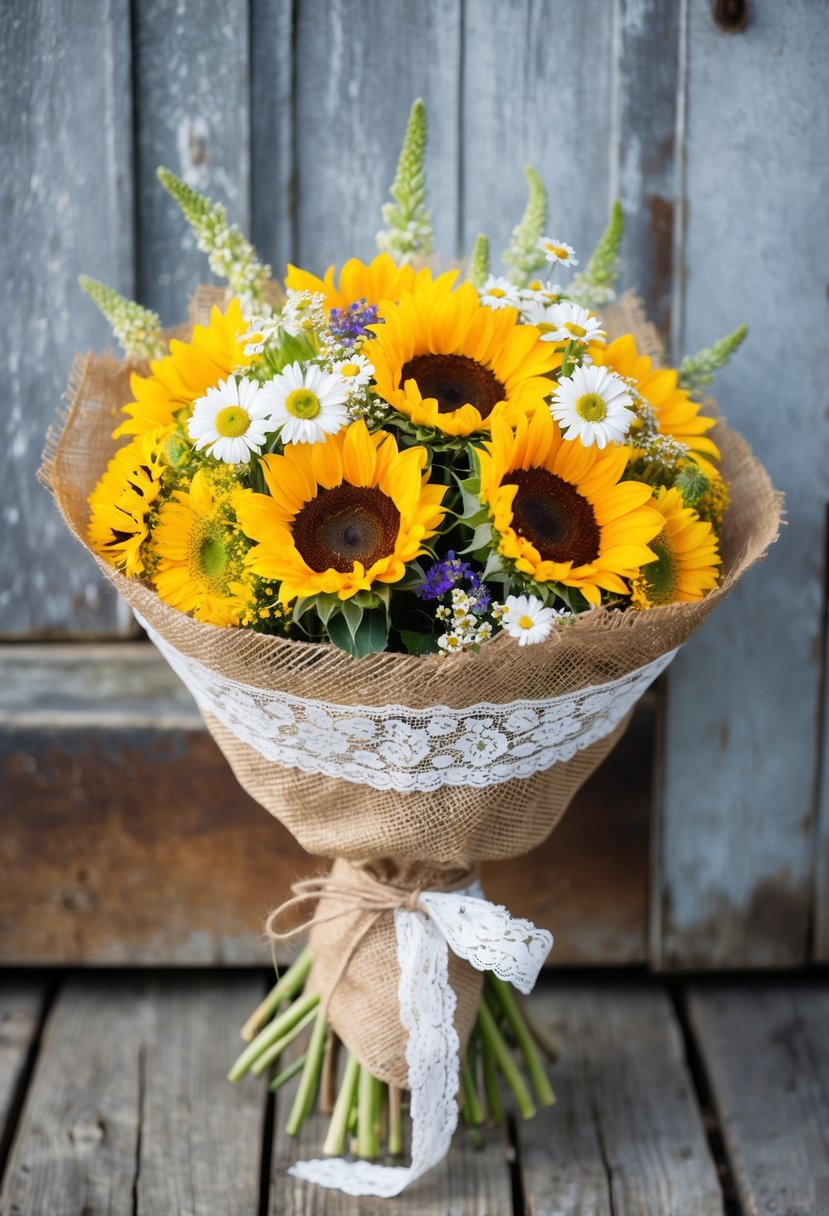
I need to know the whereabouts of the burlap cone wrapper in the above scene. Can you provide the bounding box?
[42,292,781,1088]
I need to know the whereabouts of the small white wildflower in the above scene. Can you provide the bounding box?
[501,594,564,646]
[541,302,606,346]
[333,353,375,391]
[480,275,522,311]
[539,237,578,268]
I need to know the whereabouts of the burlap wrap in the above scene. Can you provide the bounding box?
[41,291,781,1087]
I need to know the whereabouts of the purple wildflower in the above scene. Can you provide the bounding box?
[328,299,381,347]
[419,552,489,611]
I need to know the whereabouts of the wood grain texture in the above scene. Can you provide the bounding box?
[0,983,47,1159]
[520,980,724,1215]
[133,0,251,324]
[657,1,829,967]
[0,645,653,965]
[0,0,133,637]
[460,0,615,282]
[292,0,461,272]
[615,0,681,334]
[251,0,295,274]
[687,979,829,1216]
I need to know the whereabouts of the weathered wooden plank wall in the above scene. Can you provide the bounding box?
[3,0,827,965]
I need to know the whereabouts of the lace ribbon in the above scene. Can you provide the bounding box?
[287,881,552,1197]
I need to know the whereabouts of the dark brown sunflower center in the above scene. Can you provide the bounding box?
[292,484,401,573]
[504,467,600,566]
[400,354,506,419]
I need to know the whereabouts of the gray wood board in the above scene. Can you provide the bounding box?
[518,979,723,1215]
[687,980,829,1216]
[461,0,615,288]
[0,983,46,1157]
[1,0,134,636]
[0,974,267,1215]
[251,0,295,275]
[133,0,251,325]
[657,1,829,966]
[292,0,462,273]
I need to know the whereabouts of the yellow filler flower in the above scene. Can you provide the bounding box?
[234,421,446,603]
[114,299,252,439]
[370,274,560,437]
[478,408,663,607]
[631,486,721,609]
[284,253,420,312]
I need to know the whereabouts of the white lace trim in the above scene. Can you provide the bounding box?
[287,885,551,1197]
[138,616,676,793]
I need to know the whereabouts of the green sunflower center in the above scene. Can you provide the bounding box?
[638,531,678,606]
[400,354,506,420]
[505,466,600,567]
[575,393,607,423]
[215,406,251,438]
[285,388,321,419]
[198,534,229,579]
[292,484,401,573]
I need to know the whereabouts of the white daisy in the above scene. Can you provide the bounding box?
[501,595,563,646]
[259,362,349,445]
[539,237,578,268]
[332,353,375,391]
[551,364,635,449]
[188,376,272,464]
[480,275,522,310]
[539,302,606,345]
[519,278,564,304]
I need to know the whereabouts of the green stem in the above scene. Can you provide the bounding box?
[250,1005,319,1077]
[482,1030,504,1125]
[228,990,320,1082]
[357,1069,381,1159]
[460,1054,485,1126]
[477,1000,536,1119]
[240,947,312,1042]
[286,1009,328,1136]
[487,975,556,1107]
[322,1052,360,1156]
[268,1053,307,1093]
[559,338,576,379]
[388,1085,403,1156]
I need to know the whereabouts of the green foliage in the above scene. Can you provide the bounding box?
[376,99,434,264]
[78,276,165,360]
[679,325,748,395]
[569,200,625,307]
[156,167,271,311]
[466,233,490,289]
[502,167,548,287]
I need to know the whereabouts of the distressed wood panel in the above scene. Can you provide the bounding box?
[657,1,829,967]
[520,980,723,1215]
[460,0,615,283]
[250,0,295,275]
[687,980,829,1216]
[615,0,682,334]
[133,0,251,325]
[0,983,47,1165]
[0,644,653,965]
[292,0,461,273]
[0,0,133,637]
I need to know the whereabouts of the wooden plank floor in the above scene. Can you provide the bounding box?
[0,973,826,1215]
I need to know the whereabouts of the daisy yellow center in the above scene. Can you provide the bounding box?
[547,244,569,259]
[518,614,535,629]
[340,364,361,378]
[489,287,506,299]
[285,388,321,419]
[575,392,607,423]
[638,531,678,606]
[400,354,506,420]
[215,406,251,438]
[505,466,600,567]
[292,484,401,573]
[563,322,587,338]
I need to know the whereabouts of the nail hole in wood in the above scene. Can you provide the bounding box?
[713,0,749,32]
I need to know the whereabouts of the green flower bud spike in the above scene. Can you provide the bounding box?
[376,98,434,264]
[466,233,490,289]
[156,167,271,314]
[502,166,548,287]
[569,200,625,308]
[78,276,166,361]
[679,325,748,396]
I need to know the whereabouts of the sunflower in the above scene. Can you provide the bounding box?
[234,421,446,603]
[87,428,169,575]
[114,299,252,439]
[150,466,251,627]
[477,408,663,607]
[592,335,720,473]
[284,253,420,312]
[630,487,721,609]
[369,276,560,437]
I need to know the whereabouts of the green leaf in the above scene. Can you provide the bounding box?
[459,522,495,556]
[339,597,364,641]
[327,608,390,657]
[399,629,440,657]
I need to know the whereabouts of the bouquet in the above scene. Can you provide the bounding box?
[44,100,779,1197]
